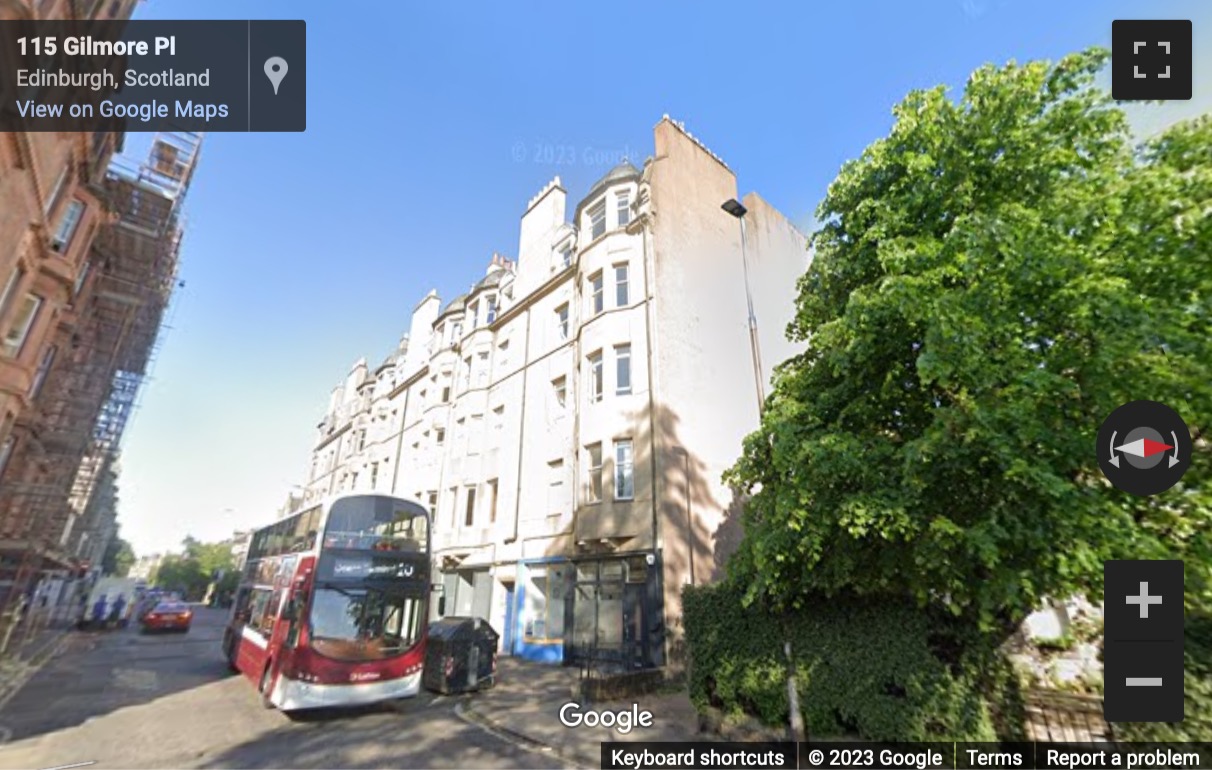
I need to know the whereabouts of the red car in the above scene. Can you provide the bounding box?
[140,602,193,633]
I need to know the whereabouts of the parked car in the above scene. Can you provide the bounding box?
[140,602,193,633]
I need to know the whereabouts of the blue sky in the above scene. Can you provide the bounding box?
[117,0,1212,556]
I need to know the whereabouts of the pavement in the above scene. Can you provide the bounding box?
[461,656,713,768]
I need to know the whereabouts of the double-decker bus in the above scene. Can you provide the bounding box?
[222,493,432,711]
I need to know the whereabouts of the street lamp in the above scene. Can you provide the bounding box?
[725,202,801,740]
[722,198,765,416]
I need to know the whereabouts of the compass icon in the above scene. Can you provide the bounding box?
[1097,400,1191,496]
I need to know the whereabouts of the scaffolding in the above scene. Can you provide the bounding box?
[0,132,202,605]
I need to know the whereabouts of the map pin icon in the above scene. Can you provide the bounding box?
[264,57,288,95]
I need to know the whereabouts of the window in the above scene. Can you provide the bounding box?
[523,564,567,641]
[492,404,505,433]
[552,376,567,409]
[426,491,438,516]
[470,301,479,329]
[486,295,497,323]
[462,356,472,391]
[357,430,366,452]
[448,487,458,527]
[248,589,274,636]
[1,295,43,359]
[477,351,489,385]
[497,338,510,367]
[435,428,445,446]
[51,200,84,253]
[370,463,379,489]
[441,385,450,403]
[464,486,477,527]
[589,201,606,240]
[555,304,569,341]
[586,443,603,503]
[614,439,634,500]
[468,414,483,454]
[548,459,565,514]
[451,321,463,341]
[614,263,629,307]
[615,344,632,395]
[589,272,604,315]
[29,344,55,399]
[0,436,14,479]
[487,479,498,524]
[617,191,631,227]
[587,352,603,403]
[560,246,572,269]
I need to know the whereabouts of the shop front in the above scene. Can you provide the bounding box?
[514,557,569,663]
[511,551,664,669]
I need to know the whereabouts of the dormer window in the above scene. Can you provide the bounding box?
[616,191,631,228]
[486,295,497,324]
[561,246,572,269]
[470,301,479,328]
[588,201,606,240]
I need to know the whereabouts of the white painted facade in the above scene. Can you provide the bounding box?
[294,117,809,668]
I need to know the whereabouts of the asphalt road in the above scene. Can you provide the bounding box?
[0,607,571,769]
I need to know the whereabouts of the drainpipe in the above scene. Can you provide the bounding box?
[387,383,411,495]
[506,306,531,546]
[641,215,660,557]
[639,207,668,671]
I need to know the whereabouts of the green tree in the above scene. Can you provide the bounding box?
[151,535,238,600]
[101,534,136,577]
[725,49,1211,631]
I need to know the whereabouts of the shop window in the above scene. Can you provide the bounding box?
[524,564,567,641]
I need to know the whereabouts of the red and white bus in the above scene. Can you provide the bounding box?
[222,493,432,711]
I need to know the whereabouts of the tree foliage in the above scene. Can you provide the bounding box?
[725,49,1212,630]
[101,534,135,577]
[150,535,237,601]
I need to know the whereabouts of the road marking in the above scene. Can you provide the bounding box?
[39,762,96,770]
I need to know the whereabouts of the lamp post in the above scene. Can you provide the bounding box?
[722,199,765,416]
[724,199,802,741]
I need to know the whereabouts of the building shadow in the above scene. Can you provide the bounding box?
[534,401,747,674]
[194,692,558,769]
[0,607,236,743]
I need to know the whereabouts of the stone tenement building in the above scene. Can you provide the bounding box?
[293,116,807,670]
[0,0,199,609]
